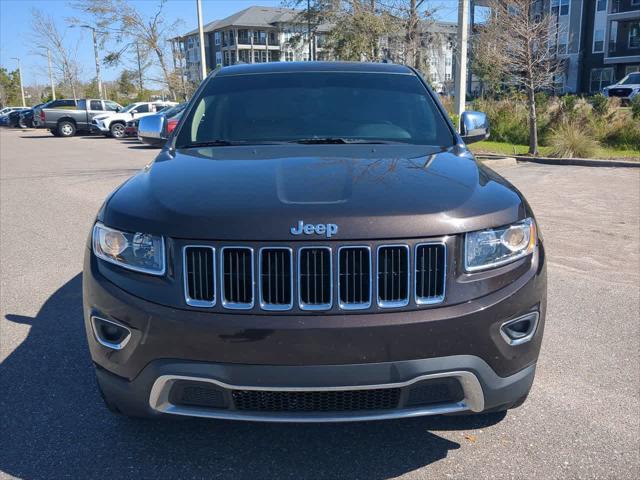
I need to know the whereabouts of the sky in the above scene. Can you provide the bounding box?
[0,0,459,87]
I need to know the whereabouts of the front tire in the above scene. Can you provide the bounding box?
[57,120,76,137]
[110,122,126,139]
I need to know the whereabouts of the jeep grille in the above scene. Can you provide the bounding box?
[182,241,446,312]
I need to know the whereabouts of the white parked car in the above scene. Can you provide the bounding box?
[91,101,177,138]
[603,72,640,103]
[0,107,22,116]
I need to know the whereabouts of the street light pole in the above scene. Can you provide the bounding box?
[11,57,26,107]
[196,0,207,80]
[307,0,312,61]
[47,48,56,100]
[89,26,103,99]
[73,25,103,99]
[135,41,144,94]
[454,0,469,124]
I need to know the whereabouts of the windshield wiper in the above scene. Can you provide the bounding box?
[291,137,398,145]
[183,140,236,147]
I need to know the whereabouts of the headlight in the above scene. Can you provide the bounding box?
[92,222,165,275]
[465,218,536,272]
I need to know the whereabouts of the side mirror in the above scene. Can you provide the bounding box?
[460,111,490,144]
[131,110,138,116]
[115,107,121,112]
[138,114,166,140]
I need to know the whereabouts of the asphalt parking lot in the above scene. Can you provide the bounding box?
[0,127,638,480]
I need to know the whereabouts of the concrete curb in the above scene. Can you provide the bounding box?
[475,153,640,168]
[479,157,518,168]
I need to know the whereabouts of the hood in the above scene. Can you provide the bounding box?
[93,114,112,121]
[102,145,529,241]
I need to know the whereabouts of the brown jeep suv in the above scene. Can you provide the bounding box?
[83,62,546,421]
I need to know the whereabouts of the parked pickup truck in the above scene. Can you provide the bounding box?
[603,72,640,103]
[42,99,122,137]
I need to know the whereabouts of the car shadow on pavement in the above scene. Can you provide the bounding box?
[0,274,505,480]
[19,135,61,139]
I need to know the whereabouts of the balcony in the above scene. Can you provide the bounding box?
[610,0,640,14]
[605,18,640,62]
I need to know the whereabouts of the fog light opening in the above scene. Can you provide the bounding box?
[91,316,131,350]
[500,312,539,346]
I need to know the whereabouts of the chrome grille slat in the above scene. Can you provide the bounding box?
[221,247,254,309]
[298,247,332,310]
[338,246,371,310]
[259,247,293,311]
[415,243,446,305]
[377,245,410,308]
[183,246,216,307]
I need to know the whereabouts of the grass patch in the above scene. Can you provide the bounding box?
[469,140,639,160]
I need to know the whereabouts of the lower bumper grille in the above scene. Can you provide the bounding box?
[608,88,632,98]
[231,388,401,412]
[166,377,467,414]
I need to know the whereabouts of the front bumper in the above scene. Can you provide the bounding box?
[91,121,109,133]
[83,242,546,420]
[96,356,536,421]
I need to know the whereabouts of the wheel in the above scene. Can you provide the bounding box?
[57,120,76,137]
[110,122,126,139]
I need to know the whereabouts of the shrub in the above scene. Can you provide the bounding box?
[590,93,609,116]
[601,118,640,151]
[560,94,578,113]
[631,96,640,120]
[548,122,599,158]
[472,97,529,144]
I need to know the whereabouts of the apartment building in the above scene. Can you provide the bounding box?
[175,4,458,91]
[581,0,640,92]
[536,0,639,93]
[173,6,331,83]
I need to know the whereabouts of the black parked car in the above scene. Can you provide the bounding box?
[6,108,29,128]
[84,62,546,421]
[18,103,45,128]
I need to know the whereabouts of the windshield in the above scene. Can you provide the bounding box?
[175,71,454,148]
[620,73,640,85]
[163,103,186,118]
[120,104,138,113]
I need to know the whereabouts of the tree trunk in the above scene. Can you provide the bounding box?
[527,84,538,155]
[155,47,176,100]
[406,0,418,68]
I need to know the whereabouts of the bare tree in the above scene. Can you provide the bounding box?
[475,0,564,154]
[327,1,395,61]
[31,9,82,100]
[72,0,182,99]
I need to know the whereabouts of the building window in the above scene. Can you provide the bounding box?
[553,72,566,93]
[632,0,640,5]
[593,30,604,53]
[551,0,569,16]
[444,72,451,81]
[590,68,614,93]
[558,31,568,54]
[214,32,220,45]
[625,65,640,75]
[238,29,250,44]
[629,22,640,49]
[253,30,266,45]
[596,0,607,11]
